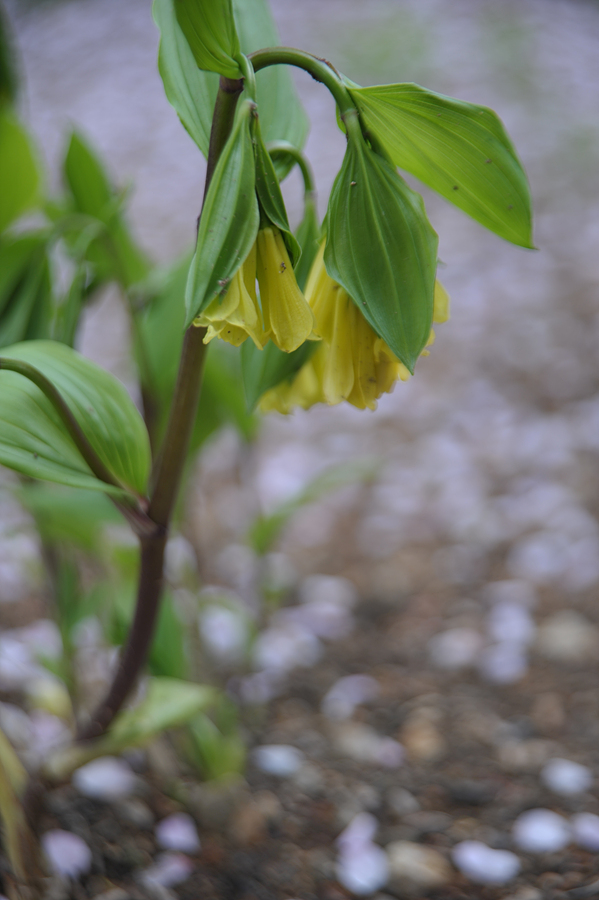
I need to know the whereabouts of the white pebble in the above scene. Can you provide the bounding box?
[336,814,388,895]
[512,808,571,852]
[487,602,536,645]
[571,813,599,850]
[252,744,304,777]
[199,605,247,662]
[253,623,321,673]
[156,813,200,854]
[428,628,483,670]
[298,575,358,609]
[333,722,404,768]
[337,812,379,851]
[73,757,137,801]
[336,843,389,896]
[478,642,528,684]
[42,830,92,879]
[140,852,194,888]
[279,599,354,640]
[452,840,521,885]
[322,675,380,720]
[541,758,593,795]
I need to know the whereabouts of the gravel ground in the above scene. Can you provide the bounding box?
[2,0,599,897]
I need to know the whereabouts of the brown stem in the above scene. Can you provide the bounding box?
[78,75,244,741]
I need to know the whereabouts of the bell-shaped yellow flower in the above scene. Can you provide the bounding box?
[256,227,316,353]
[260,244,449,414]
[195,245,269,349]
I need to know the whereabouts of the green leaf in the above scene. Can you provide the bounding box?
[0,340,150,496]
[106,677,216,751]
[63,132,150,287]
[233,0,308,178]
[192,342,258,450]
[45,677,217,779]
[241,337,315,411]
[253,117,300,265]
[153,0,218,156]
[185,98,259,326]
[293,195,321,291]
[348,83,533,248]
[16,483,120,551]
[174,0,241,79]
[0,110,41,232]
[324,122,438,373]
[153,0,308,172]
[0,239,50,349]
[0,233,44,318]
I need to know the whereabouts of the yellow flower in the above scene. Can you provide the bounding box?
[196,244,268,349]
[260,244,449,413]
[256,227,316,353]
[194,227,316,354]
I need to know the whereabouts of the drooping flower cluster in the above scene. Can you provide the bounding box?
[195,226,315,353]
[259,243,449,413]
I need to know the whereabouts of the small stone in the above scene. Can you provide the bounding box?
[497,739,556,773]
[73,756,137,801]
[386,841,452,892]
[483,580,537,608]
[452,840,521,885]
[322,675,380,720]
[332,722,404,768]
[199,605,247,662]
[478,642,528,684]
[500,889,542,900]
[571,812,599,850]
[428,628,483,670]
[229,790,282,845]
[114,798,154,830]
[336,843,389,896]
[251,744,304,776]
[139,852,193,889]
[42,829,92,879]
[155,813,200,854]
[387,788,420,817]
[501,889,542,900]
[400,712,446,762]
[336,814,389,896]
[487,602,536,645]
[512,808,571,852]
[535,611,598,663]
[541,758,593,795]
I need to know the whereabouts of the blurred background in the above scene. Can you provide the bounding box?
[2,0,599,892]
[5,0,598,596]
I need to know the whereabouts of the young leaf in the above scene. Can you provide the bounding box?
[45,678,217,779]
[0,340,151,496]
[241,338,315,411]
[0,109,40,232]
[17,483,120,550]
[348,83,533,248]
[253,117,300,265]
[174,0,241,79]
[63,132,150,287]
[101,677,216,751]
[153,0,217,156]
[185,98,259,326]
[234,0,308,178]
[153,0,308,172]
[324,120,438,373]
